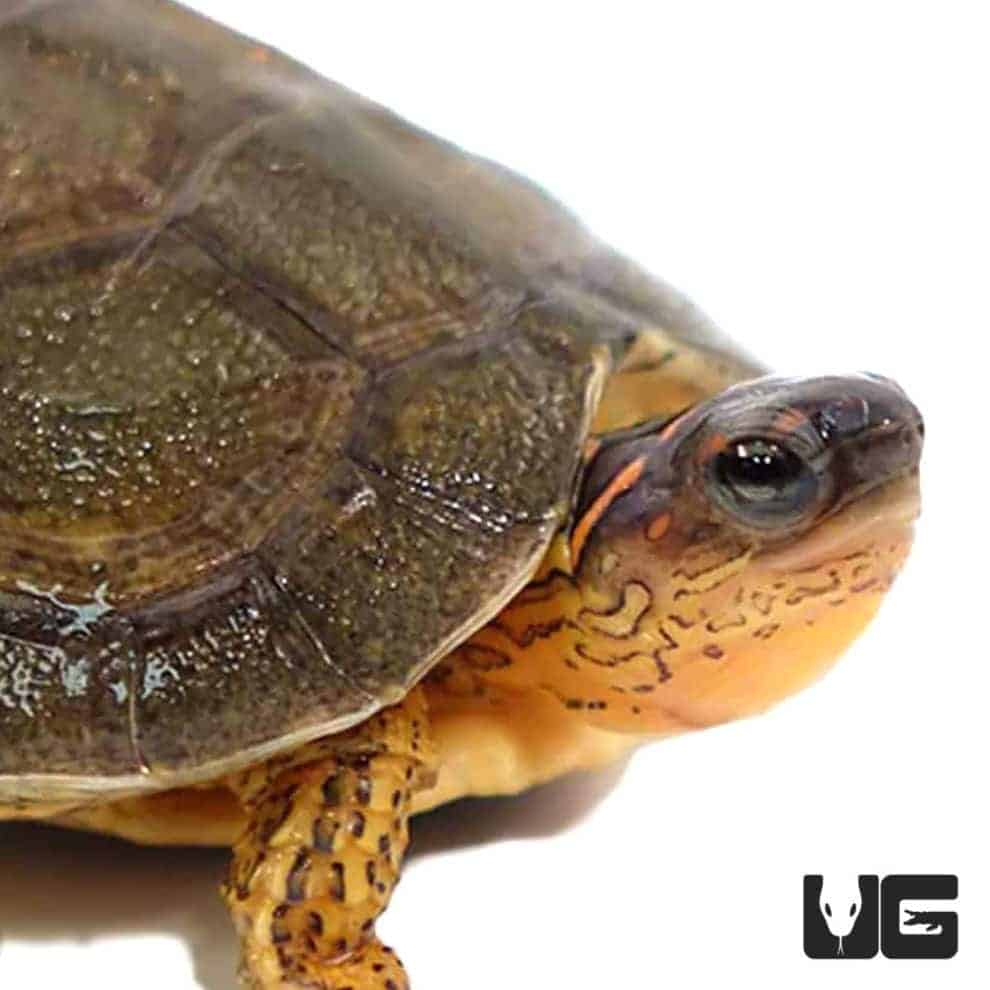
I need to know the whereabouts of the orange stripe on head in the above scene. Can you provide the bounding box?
[582,435,603,462]
[695,431,729,465]
[772,407,808,435]
[646,512,671,542]
[657,415,684,444]
[570,456,646,568]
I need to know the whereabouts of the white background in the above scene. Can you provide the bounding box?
[1,1,987,988]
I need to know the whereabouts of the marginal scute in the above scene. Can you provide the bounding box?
[0,591,135,777]
[131,559,372,771]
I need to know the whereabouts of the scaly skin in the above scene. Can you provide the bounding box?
[223,688,434,990]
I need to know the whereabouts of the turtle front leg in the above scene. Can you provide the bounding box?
[223,688,435,990]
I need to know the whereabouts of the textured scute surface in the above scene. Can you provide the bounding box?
[0,0,607,791]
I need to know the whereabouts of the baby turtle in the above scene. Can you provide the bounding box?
[0,2,923,987]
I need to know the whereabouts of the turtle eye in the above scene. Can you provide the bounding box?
[710,436,820,528]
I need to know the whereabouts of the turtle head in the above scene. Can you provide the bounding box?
[566,373,922,734]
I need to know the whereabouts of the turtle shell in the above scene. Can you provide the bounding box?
[0,0,755,803]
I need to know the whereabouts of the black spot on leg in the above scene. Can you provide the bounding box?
[329,861,346,902]
[322,772,342,806]
[285,849,311,903]
[259,784,297,843]
[350,811,366,838]
[271,903,291,945]
[313,817,339,852]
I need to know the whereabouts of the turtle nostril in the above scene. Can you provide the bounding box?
[903,418,924,457]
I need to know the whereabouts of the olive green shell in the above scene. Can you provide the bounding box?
[0,0,753,803]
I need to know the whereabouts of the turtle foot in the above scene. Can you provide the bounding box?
[240,938,409,990]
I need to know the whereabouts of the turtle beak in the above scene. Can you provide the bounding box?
[759,373,924,573]
[834,373,923,507]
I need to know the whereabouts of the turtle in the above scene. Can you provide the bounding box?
[0,1,924,988]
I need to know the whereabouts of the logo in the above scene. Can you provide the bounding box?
[803,874,958,959]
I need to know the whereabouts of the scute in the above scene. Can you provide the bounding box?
[0,232,356,549]
[0,0,621,801]
[183,125,505,368]
[0,16,178,255]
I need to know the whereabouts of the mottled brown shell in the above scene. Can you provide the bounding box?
[0,0,753,804]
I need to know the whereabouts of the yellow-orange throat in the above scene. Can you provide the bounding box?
[439,476,917,738]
